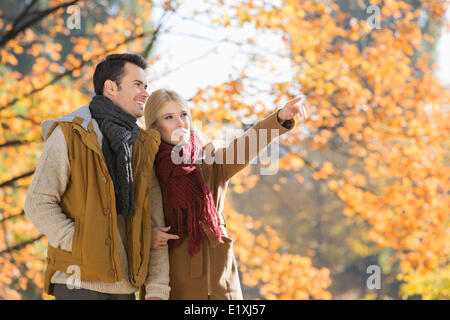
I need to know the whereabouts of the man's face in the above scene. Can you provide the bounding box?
[104,62,149,118]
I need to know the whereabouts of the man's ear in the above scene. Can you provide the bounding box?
[103,79,117,96]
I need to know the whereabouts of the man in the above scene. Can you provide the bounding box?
[25,53,169,300]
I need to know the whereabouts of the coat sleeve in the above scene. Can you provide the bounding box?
[213,110,295,182]
[24,125,75,252]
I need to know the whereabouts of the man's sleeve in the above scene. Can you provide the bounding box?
[24,125,75,252]
[143,176,171,300]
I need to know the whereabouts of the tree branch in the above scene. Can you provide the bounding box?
[142,7,172,59]
[0,170,35,188]
[0,0,80,49]
[0,234,44,255]
[0,211,25,224]
[8,0,40,35]
[0,139,35,149]
[0,28,159,113]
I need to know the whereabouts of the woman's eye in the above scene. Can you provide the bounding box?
[181,113,187,117]
[165,116,172,120]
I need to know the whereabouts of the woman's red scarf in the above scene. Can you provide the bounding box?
[155,133,223,256]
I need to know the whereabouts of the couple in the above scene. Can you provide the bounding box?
[25,53,310,300]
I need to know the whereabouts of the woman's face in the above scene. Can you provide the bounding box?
[154,100,191,145]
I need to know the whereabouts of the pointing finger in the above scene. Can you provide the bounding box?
[291,95,305,105]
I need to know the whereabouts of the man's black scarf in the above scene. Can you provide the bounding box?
[89,95,139,218]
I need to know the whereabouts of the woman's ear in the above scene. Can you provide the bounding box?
[148,122,161,134]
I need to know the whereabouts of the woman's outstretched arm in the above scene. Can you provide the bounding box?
[213,96,310,182]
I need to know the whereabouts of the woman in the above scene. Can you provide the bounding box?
[144,88,309,300]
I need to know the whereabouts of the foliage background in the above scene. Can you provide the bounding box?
[0,0,449,300]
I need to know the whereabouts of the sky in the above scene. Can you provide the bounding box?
[435,8,450,85]
[147,1,450,101]
[147,1,297,101]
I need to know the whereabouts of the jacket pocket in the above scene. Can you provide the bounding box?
[221,236,234,277]
[71,218,83,261]
[210,235,234,297]
[219,236,243,299]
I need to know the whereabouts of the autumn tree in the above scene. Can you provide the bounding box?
[1,0,448,300]
[0,0,332,300]
[191,0,449,299]
[0,0,173,299]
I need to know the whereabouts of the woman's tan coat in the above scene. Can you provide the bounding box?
[159,111,294,299]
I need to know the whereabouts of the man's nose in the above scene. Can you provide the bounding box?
[141,87,149,98]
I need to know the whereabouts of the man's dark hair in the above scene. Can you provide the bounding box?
[93,53,147,95]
